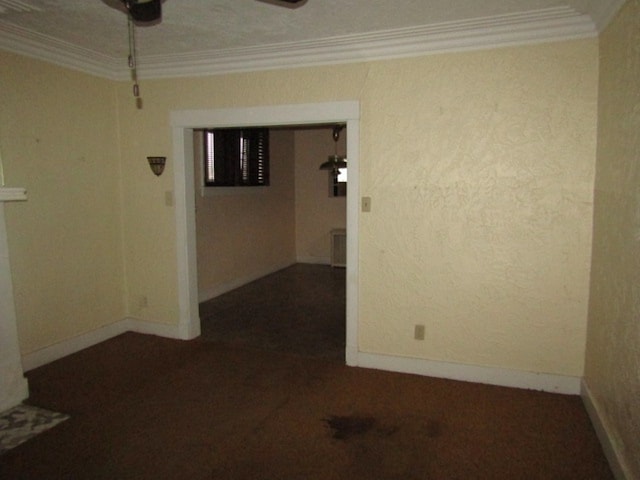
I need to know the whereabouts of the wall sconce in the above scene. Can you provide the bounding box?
[147,156,166,176]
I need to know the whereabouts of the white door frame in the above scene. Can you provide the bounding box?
[170,101,360,365]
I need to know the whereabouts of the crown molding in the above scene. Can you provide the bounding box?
[138,7,596,79]
[588,0,627,31]
[0,21,121,79]
[1,6,598,81]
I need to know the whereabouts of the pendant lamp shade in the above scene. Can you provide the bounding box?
[320,126,347,173]
[320,155,347,171]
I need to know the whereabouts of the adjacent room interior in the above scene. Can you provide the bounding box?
[195,124,348,359]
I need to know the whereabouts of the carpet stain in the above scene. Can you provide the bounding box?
[425,419,441,438]
[376,424,400,437]
[325,415,376,440]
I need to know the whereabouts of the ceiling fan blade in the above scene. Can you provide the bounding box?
[256,0,308,8]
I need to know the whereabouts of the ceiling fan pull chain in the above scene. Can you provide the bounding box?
[127,15,141,102]
[128,16,136,69]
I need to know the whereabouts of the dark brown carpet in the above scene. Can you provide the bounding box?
[0,333,613,479]
[199,264,346,360]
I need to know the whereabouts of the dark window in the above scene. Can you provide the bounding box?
[203,128,269,187]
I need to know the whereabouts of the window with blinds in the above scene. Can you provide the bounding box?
[202,128,270,187]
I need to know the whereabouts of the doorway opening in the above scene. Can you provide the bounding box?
[195,124,346,359]
[170,102,360,365]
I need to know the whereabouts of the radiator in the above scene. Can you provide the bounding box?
[330,229,347,267]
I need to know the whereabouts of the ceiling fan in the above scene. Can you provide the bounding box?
[118,0,308,24]
[110,0,307,108]
[120,0,162,23]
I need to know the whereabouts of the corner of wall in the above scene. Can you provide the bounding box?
[21,318,185,372]
[581,379,633,480]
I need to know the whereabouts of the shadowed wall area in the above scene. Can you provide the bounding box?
[0,332,612,479]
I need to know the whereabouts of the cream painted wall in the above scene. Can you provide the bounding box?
[294,127,346,264]
[585,0,640,477]
[115,38,597,377]
[0,51,126,354]
[194,128,296,302]
[116,91,183,326]
[357,42,597,376]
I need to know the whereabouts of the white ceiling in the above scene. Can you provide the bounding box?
[0,0,625,79]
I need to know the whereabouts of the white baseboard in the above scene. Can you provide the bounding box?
[21,320,130,372]
[581,379,632,480]
[296,256,330,265]
[0,370,28,412]
[198,260,296,303]
[345,345,359,367]
[22,260,308,372]
[352,351,581,394]
[125,317,183,339]
[21,318,185,372]
[21,318,582,396]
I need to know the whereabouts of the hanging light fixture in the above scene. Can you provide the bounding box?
[123,0,162,22]
[319,125,347,174]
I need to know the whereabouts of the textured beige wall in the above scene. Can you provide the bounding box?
[116,38,597,376]
[194,129,296,302]
[585,0,640,476]
[358,42,597,376]
[0,51,126,354]
[116,87,183,325]
[294,127,346,263]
